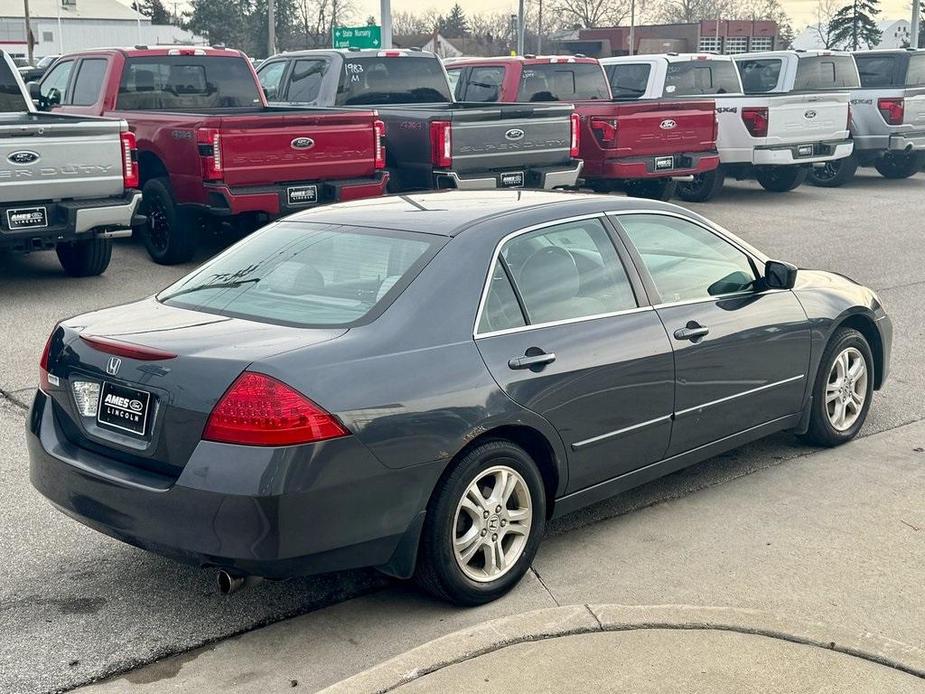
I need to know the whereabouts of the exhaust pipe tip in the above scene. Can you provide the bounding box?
[216,569,264,595]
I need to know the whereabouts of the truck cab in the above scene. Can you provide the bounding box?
[602,52,855,201]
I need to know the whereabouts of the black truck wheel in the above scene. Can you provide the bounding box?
[874,151,924,179]
[139,177,198,265]
[676,168,725,202]
[807,155,858,188]
[624,178,676,201]
[755,165,808,192]
[55,237,112,277]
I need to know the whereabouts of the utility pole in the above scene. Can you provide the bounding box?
[911,0,921,48]
[537,0,543,54]
[381,0,392,48]
[268,0,276,57]
[23,0,33,64]
[517,0,525,55]
[628,0,636,55]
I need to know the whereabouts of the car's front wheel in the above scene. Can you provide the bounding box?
[755,165,808,192]
[803,328,874,447]
[415,440,546,606]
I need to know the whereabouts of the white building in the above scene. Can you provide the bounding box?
[0,0,204,60]
[793,18,911,51]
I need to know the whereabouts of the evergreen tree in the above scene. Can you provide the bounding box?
[441,4,470,38]
[133,0,172,25]
[828,0,881,50]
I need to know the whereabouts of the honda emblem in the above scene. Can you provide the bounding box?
[106,357,122,376]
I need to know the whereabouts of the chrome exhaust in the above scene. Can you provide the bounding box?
[216,570,263,595]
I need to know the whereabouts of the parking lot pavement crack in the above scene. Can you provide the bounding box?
[584,604,604,631]
[0,387,28,415]
[530,566,560,607]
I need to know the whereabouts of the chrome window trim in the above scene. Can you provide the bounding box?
[651,288,789,310]
[572,414,672,451]
[473,212,643,339]
[674,374,805,418]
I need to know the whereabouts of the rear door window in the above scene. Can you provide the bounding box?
[736,58,782,93]
[0,57,28,111]
[117,56,262,110]
[159,223,443,328]
[446,67,464,99]
[906,55,925,87]
[793,55,860,90]
[517,63,610,101]
[40,59,73,107]
[71,58,107,105]
[664,60,741,96]
[257,60,287,100]
[286,59,326,102]
[336,57,452,105]
[461,66,504,102]
[855,55,897,87]
[606,63,651,99]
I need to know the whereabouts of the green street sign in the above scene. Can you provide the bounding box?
[333,26,382,50]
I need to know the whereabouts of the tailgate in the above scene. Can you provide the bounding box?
[217,110,378,187]
[610,100,716,157]
[903,87,925,130]
[765,93,849,145]
[0,115,124,203]
[449,104,573,173]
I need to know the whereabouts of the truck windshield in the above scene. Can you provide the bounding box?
[159,222,443,328]
[336,57,452,105]
[517,63,610,101]
[793,55,859,91]
[606,63,651,100]
[664,60,741,96]
[907,55,925,87]
[736,58,782,93]
[117,56,262,110]
[0,58,28,112]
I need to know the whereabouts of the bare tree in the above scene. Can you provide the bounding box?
[293,0,356,47]
[809,0,841,47]
[550,0,632,28]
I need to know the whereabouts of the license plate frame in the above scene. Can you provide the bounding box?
[287,185,319,206]
[500,171,525,188]
[6,206,48,231]
[654,156,675,171]
[97,381,152,437]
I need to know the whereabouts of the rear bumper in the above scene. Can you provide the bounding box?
[0,191,141,252]
[752,140,853,166]
[888,132,925,151]
[584,151,720,180]
[27,390,438,579]
[435,160,583,190]
[199,172,389,218]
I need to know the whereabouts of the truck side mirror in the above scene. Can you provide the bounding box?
[27,81,43,108]
[764,260,798,290]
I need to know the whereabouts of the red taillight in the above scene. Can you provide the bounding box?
[79,334,176,361]
[203,372,348,447]
[741,106,769,138]
[197,127,223,181]
[120,131,139,189]
[374,118,386,170]
[570,112,581,157]
[589,116,618,148]
[877,97,904,125]
[430,120,452,168]
[39,331,54,392]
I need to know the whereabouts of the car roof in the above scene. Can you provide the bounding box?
[445,55,600,65]
[601,53,736,64]
[60,46,245,59]
[283,190,686,237]
[269,49,438,60]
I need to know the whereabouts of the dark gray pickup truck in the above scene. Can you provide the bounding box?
[257,49,582,192]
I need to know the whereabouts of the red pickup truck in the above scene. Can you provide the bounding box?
[445,56,719,200]
[32,47,388,263]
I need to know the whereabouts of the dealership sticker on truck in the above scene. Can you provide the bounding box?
[6,207,47,230]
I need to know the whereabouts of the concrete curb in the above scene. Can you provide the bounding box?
[321,603,925,693]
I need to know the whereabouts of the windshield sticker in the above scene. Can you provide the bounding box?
[666,85,676,92]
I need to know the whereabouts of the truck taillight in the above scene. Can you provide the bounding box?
[741,107,769,138]
[197,128,223,181]
[877,97,904,125]
[430,121,452,168]
[374,119,386,170]
[120,131,139,189]
[589,116,618,148]
[203,371,348,447]
[570,112,581,157]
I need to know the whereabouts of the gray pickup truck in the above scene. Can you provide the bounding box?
[809,48,925,186]
[256,49,582,192]
[1,51,141,276]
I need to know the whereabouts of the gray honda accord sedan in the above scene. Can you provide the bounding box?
[28,191,891,605]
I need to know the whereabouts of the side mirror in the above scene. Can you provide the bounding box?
[764,260,798,290]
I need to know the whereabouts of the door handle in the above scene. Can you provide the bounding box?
[673,322,710,342]
[508,351,557,370]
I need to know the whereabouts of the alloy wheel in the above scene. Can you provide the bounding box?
[825,347,868,431]
[146,199,170,254]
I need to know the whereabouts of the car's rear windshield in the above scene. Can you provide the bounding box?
[736,58,782,93]
[0,58,28,112]
[117,56,263,110]
[855,54,898,87]
[335,57,452,105]
[793,55,859,91]
[664,60,741,96]
[907,54,925,87]
[158,222,443,328]
[517,62,610,101]
[605,63,652,100]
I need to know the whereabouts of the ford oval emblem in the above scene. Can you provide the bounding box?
[659,119,677,130]
[804,110,817,119]
[505,128,525,141]
[291,137,315,150]
[8,150,40,165]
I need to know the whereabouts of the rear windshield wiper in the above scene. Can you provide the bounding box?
[162,278,260,301]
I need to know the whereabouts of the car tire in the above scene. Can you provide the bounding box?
[807,155,858,188]
[874,151,924,179]
[676,168,725,202]
[55,237,112,277]
[755,165,808,192]
[139,177,198,265]
[415,440,546,606]
[802,328,874,447]
[624,178,676,201]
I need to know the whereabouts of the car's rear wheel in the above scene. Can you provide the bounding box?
[874,151,924,179]
[55,237,112,277]
[139,177,198,265]
[802,328,874,447]
[624,178,676,201]
[807,155,858,188]
[755,165,808,192]
[415,440,546,606]
[675,168,725,202]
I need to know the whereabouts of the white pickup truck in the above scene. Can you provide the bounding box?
[0,51,141,276]
[808,48,925,186]
[602,51,855,201]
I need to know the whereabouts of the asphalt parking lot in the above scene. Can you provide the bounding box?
[2,172,925,693]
